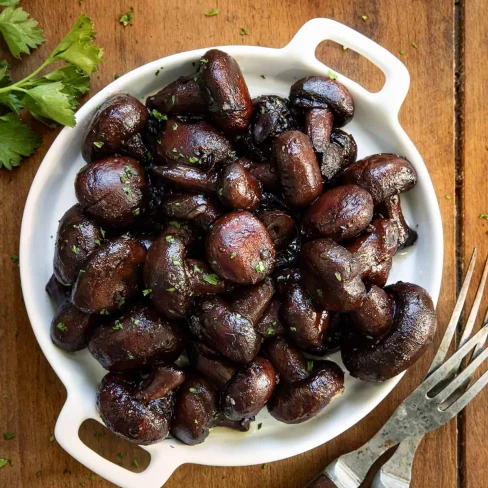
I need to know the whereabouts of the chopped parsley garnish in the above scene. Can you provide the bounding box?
[260,74,266,79]
[240,28,248,36]
[265,327,275,335]
[205,8,219,16]
[166,235,174,242]
[169,221,181,229]
[100,227,106,239]
[56,322,67,332]
[171,94,175,104]
[3,433,14,440]
[113,321,123,331]
[307,360,314,372]
[117,297,125,307]
[188,157,199,164]
[479,213,488,220]
[132,459,139,468]
[132,208,140,216]
[94,432,102,439]
[0,459,9,468]
[255,261,265,273]
[151,109,167,121]
[119,173,129,184]
[122,186,132,195]
[203,273,220,285]
[166,287,176,292]
[119,7,134,26]
[399,50,406,56]
[328,70,338,80]
[172,256,181,266]
[155,69,160,76]
[71,245,80,254]
[142,289,152,296]
[10,254,18,263]
[289,327,297,332]
[36,470,42,477]
[189,387,199,393]
[172,123,178,131]
[411,42,418,49]
[257,423,262,430]
[230,252,237,259]
[193,264,202,273]
[93,141,104,148]
[200,58,208,64]
[316,289,323,297]
[335,272,342,281]
[124,165,138,176]
[49,435,55,442]
[100,309,110,315]
[262,463,267,469]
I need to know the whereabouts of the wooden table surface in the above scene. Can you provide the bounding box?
[0,0,486,487]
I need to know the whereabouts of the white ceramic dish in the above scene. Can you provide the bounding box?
[20,18,443,488]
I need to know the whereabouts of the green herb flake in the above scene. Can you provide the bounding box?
[265,327,275,335]
[117,453,124,460]
[200,58,208,64]
[113,320,123,331]
[154,69,160,76]
[230,252,237,259]
[335,272,342,281]
[124,165,138,176]
[172,123,178,131]
[93,141,104,148]
[71,245,80,254]
[342,45,348,51]
[172,256,181,266]
[35,470,42,477]
[100,227,106,239]
[203,273,220,285]
[94,239,101,246]
[151,109,167,121]
[257,423,262,430]
[114,73,120,79]
[171,94,175,104]
[479,213,488,220]
[316,289,323,297]
[262,463,267,469]
[307,360,313,372]
[260,106,266,114]
[132,208,140,216]
[131,317,140,325]
[411,42,418,49]
[0,458,9,468]
[218,187,223,196]
[10,254,18,263]
[193,264,202,273]
[132,458,139,468]
[188,156,199,164]
[56,322,67,332]
[260,74,266,79]
[194,419,198,424]
[119,7,134,26]
[3,432,14,440]
[49,435,55,442]
[399,50,406,56]
[361,15,368,21]
[100,309,110,315]
[116,297,125,308]
[166,235,174,242]
[119,173,129,184]
[328,70,338,80]
[445,195,452,200]
[94,432,102,439]
[122,186,132,195]
[166,287,176,292]
[240,28,248,36]
[142,288,152,296]
[289,327,297,332]
[205,8,218,16]
[255,261,265,274]
[89,474,95,481]
[80,482,85,487]
[189,387,199,393]
[169,221,181,229]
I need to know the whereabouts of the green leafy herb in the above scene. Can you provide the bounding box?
[93,141,104,148]
[342,45,348,50]
[289,327,297,332]
[335,272,342,281]
[200,57,208,64]
[193,264,202,273]
[119,7,134,26]
[399,50,406,56]
[3,432,14,440]
[113,320,123,331]
[0,14,102,169]
[36,470,42,477]
[171,94,175,104]
[257,423,262,430]
[411,42,418,49]
[122,186,132,195]
[117,453,124,460]
[142,288,152,296]
[166,235,174,242]
[119,173,129,184]
[479,213,488,220]
[203,273,220,285]
[240,28,248,36]
[230,252,237,259]
[88,474,95,481]
[255,261,265,274]
[151,109,167,121]
[189,387,199,393]
[154,69,160,76]
[10,253,18,263]
[262,463,267,469]
[445,195,452,200]
[124,165,137,176]
[188,156,199,164]
[361,15,368,21]
[327,70,338,80]
[265,327,275,335]
[0,114,42,169]
[316,289,323,297]
[100,309,110,315]
[116,297,125,308]
[56,322,67,332]
[49,435,55,442]
[94,239,101,246]
[166,287,176,292]
[307,360,313,372]
[172,256,181,266]
[0,458,9,468]
[99,227,106,239]
[205,8,218,16]
[218,187,223,196]
[132,458,139,468]
[93,432,102,439]
[80,482,85,487]
[132,208,140,216]
[169,220,181,229]
[193,419,198,424]
[172,122,178,131]
[0,5,44,58]
[260,74,266,79]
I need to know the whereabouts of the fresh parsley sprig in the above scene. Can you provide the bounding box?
[0,10,103,169]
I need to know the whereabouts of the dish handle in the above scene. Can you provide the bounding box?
[284,18,410,116]
[55,396,182,488]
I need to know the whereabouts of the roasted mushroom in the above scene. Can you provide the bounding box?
[162,193,221,230]
[266,336,310,383]
[342,282,437,382]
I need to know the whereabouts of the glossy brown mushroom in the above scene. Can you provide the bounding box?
[218,161,262,211]
[162,193,222,230]
[75,157,148,228]
[97,371,176,445]
[258,210,296,250]
[46,274,71,309]
[144,225,225,320]
[268,360,345,424]
[155,119,234,168]
[146,74,207,116]
[88,303,187,371]
[255,298,286,339]
[206,211,276,284]
[343,153,417,204]
[300,238,366,312]
[274,131,323,207]
[222,357,277,420]
[135,365,185,402]
[82,94,148,163]
[342,282,437,382]
[377,194,418,250]
[349,285,395,338]
[189,280,273,363]
[330,129,357,167]
[305,108,334,153]
[151,164,218,194]
[51,301,97,352]
[53,204,102,286]
[72,235,146,314]
[302,185,374,241]
[198,49,253,135]
[266,336,310,383]
[171,372,219,445]
[290,76,354,127]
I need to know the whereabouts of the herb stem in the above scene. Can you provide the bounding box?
[0,57,53,94]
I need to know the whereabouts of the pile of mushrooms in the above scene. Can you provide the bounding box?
[47,48,437,446]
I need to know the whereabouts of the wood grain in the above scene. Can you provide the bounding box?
[461,1,488,487]
[0,1,458,487]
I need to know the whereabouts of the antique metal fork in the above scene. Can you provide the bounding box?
[307,249,488,488]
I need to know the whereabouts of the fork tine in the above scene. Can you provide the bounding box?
[422,323,488,391]
[428,248,478,375]
[444,367,488,416]
[434,341,488,405]
[458,255,488,347]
